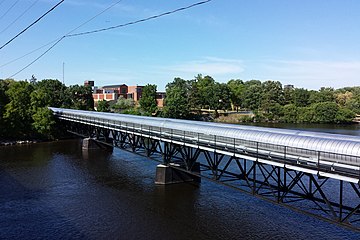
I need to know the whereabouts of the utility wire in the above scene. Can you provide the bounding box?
[7,0,212,78]
[67,0,212,37]
[0,0,64,51]
[65,0,124,36]
[0,39,59,68]
[9,37,64,78]
[0,0,20,21]
[0,0,40,34]
[1,0,124,69]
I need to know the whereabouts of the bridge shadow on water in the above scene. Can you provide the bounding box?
[0,140,359,239]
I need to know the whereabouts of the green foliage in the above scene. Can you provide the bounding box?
[0,79,96,140]
[195,74,216,109]
[97,100,110,112]
[32,107,56,138]
[122,108,143,115]
[282,104,298,123]
[139,84,157,114]
[65,85,94,110]
[3,81,34,138]
[312,102,339,123]
[31,79,67,109]
[335,108,356,123]
[293,88,310,107]
[112,96,135,112]
[227,79,245,111]
[163,78,190,119]
[309,87,335,104]
[298,107,315,123]
[243,83,262,110]
[238,115,253,122]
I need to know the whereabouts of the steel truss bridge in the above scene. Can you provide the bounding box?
[50,108,360,230]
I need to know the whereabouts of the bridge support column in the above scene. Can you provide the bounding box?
[82,138,113,151]
[155,163,201,185]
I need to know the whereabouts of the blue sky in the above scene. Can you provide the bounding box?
[0,0,359,91]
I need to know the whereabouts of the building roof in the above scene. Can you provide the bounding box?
[102,84,127,89]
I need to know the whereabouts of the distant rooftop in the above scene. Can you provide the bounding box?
[101,84,127,89]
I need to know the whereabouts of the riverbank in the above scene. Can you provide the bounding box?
[214,113,254,123]
[0,140,40,147]
[214,113,360,125]
[0,136,77,147]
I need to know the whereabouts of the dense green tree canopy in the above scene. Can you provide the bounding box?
[163,78,190,119]
[139,84,157,115]
[0,79,95,140]
[97,100,110,112]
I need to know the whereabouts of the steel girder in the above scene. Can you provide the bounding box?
[61,119,360,230]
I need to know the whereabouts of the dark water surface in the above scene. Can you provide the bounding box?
[0,125,360,239]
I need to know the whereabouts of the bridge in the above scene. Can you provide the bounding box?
[50,107,360,230]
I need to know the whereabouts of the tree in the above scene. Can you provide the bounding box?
[65,85,94,110]
[0,79,11,137]
[97,100,110,112]
[227,79,245,111]
[139,84,157,114]
[30,79,67,109]
[3,81,34,138]
[188,79,201,112]
[261,80,284,112]
[335,108,356,123]
[195,74,216,109]
[32,107,56,138]
[336,91,353,107]
[282,104,298,123]
[163,78,190,119]
[293,88,310,107]
[243,81,262,110]
[112,96,135,112]
[312,102,339,123]
[309,87,335,104]
[209,82,231,115]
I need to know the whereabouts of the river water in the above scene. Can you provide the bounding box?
[0,124,360,239]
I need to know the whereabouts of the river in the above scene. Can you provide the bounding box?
[0,124,359,239]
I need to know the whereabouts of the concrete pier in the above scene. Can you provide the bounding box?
[155,163,201,185]
[82,138,113,151]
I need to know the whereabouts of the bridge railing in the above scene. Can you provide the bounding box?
[54,110,360,182]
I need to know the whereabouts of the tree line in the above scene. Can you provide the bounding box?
[1,76,359,140]
[161,75,360,123]
[0,78,93,140]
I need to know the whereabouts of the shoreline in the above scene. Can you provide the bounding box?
[0,140,39,147]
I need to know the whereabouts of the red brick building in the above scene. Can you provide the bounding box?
[89,81,165,108]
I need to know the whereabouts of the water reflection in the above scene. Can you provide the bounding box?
[0,139,359,239]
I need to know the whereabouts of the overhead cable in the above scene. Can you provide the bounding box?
[7,0,212,78]
[0,0,64,50]
[0,0,20,21]
[0,0,40,34]
[1,0,124,69]
[67,0,212,37]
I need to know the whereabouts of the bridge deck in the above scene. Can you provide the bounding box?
[50,108,360,183]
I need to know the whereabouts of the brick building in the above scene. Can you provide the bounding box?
[89,81,165,108]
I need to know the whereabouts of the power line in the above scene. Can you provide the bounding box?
[1,0,124,69]
[9,37,64,78]
[0,0,20,22]
[7,0,212,78]
[0,39,59,68]
[0,0,64,51]
[0,0,40,35]
[67,0,212,37]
